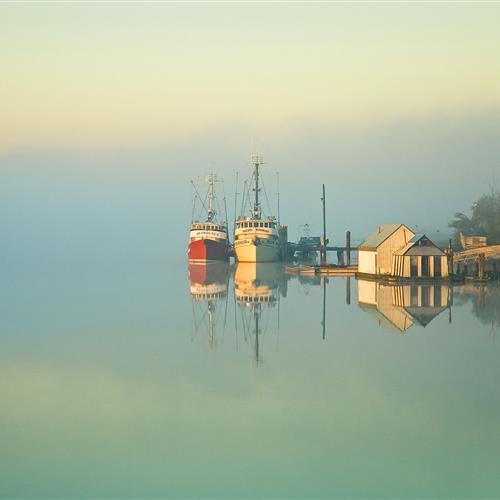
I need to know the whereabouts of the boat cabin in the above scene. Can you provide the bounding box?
[191,222,226,231]
[236,220,277,229]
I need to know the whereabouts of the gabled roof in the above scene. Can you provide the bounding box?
[393,234,445,256]
[405,306,447,327]
[359,224,413,251]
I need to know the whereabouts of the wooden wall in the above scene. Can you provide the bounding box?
[376,227,414,275]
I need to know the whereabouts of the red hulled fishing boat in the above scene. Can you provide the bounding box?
[188,173,229,262]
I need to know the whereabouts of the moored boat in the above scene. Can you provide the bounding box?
[188,173,229,262]
[233,155,283,263]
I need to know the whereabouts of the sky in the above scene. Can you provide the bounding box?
[1,2,500,254]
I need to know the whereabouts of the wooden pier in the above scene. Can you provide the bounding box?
[453,244,500,280]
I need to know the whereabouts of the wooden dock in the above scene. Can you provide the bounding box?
[285,265,358,276]
[453,244,500,280]
[454,244,500,263]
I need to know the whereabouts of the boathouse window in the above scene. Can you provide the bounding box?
[434,256,441,277]
[410,256,418,277]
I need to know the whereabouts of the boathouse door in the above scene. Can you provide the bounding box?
[410,256,418,277]
[421,256,430,277]
[434,256,442,277]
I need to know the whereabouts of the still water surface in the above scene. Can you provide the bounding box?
[1,257,500,498]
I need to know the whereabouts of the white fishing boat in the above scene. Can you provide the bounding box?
[233,155,282,263]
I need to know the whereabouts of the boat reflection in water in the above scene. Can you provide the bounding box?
[188,263,229,349]
[358,279,452,333]
[234,263,286,364]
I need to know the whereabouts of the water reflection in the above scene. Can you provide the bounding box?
[454,282,500,332]
[234,263,286,364]
[186,265,500,348]
[188,263,229,349]
[358,279,451,332]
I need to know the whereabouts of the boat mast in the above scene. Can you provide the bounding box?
[206,173,217,222]
[251,154,263,220]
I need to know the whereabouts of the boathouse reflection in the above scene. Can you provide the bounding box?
[188,263,229,349]
[357,279,451,332]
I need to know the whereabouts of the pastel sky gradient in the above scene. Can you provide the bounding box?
[2,2,500,148]
[2,3,500,247]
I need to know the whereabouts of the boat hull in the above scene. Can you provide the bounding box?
[188,238,228,262]
[234,239,281,263]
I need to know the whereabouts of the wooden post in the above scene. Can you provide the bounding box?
[346,277,351,305]
[346,231,351,267]
[448,239,453,275]
[478,254,485,280]
[322,277,326,340]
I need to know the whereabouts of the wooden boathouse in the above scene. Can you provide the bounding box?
[358,224,415,276]
[392,234,449,278]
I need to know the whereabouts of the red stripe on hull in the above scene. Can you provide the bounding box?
[188,239,228,262]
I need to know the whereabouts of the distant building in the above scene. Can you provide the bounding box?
[358,224,415,275]
[460,231,488,250]
[392,234,449,278]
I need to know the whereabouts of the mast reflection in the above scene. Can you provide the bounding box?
[188,263,229,350]
[234,263,285,365]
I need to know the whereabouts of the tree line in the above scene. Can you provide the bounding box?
[449,190,500,245]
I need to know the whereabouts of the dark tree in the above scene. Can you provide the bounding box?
[449,191,500,245]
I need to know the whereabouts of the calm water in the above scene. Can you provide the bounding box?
[2,252,500,498]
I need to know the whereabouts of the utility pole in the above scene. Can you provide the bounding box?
[321,184,327,265]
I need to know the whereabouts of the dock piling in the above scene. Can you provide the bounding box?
[346,231,351,266]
